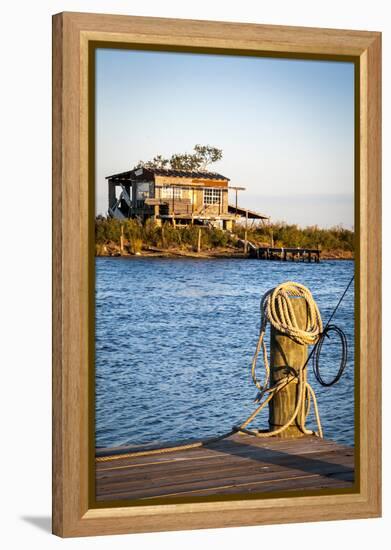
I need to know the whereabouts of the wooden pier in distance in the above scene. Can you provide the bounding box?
[250,246,321,262]
[96,434,354,502]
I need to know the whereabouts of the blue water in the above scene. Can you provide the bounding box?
[95,258,355,449]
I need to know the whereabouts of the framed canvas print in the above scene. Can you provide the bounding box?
[52,12,381,537]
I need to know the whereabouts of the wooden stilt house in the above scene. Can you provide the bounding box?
[107,167,268,228]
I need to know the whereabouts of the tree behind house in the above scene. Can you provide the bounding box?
[134,144,223,172]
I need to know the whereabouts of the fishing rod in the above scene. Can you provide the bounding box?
[309,274,354,387]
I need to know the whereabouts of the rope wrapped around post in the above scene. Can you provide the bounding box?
[235,281,323,438]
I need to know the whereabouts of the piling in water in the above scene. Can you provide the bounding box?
[269,296,308,438]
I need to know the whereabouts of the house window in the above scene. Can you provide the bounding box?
[161,186,182,199]
[204,188,221,205]
[136,182,151,200]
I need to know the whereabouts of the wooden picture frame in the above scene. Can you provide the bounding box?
[52,12,381,537]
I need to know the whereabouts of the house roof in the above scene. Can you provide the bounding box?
[106,167,230,181]
[228,204,269,220]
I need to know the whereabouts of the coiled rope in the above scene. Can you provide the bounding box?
[312,325,347,387]
[237,281,324,439]
[96,279,352,463]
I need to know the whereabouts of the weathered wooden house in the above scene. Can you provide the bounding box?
[107,167,268,229]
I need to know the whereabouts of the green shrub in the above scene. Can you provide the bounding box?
[95,217,122,243]
[160,223,182,247]
[181,225,200,249]
[209,228,229,248]
[129,237,143,254]
[143,219,160,246]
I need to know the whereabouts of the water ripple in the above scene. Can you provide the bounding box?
[95,258,355,448]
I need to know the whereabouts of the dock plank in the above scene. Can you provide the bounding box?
[97,449,353,486]
[95,434,355,502]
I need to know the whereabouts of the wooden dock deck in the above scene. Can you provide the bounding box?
[96,434,354,502]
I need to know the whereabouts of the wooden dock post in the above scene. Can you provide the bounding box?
[269,296,308,438]
[244,209,248,256]
[120,224,124,254]
[197,228,202,253]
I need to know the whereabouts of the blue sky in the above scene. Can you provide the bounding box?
[96,49,354,228]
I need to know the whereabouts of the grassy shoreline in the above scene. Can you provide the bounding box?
[96,247,353,260]
[95,217,354,260]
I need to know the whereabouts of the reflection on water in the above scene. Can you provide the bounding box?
[95,258,355,448]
